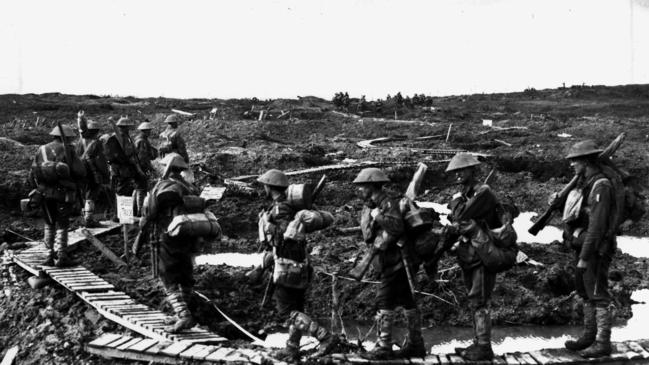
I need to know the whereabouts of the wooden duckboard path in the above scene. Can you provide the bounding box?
[86,333,273,365]
[11,224,226,344]
[86,333,649,365]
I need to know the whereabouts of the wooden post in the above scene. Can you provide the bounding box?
[445,123,453,144]
[80,229,127,267]
[122,224,130,263]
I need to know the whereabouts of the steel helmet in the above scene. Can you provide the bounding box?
[445,153,481,172]
[116,116,135,127]
[137,122,153,130]
[49,124,77,137]
[353,168,390,184]
[86,120,101,130]
[164,114,180,124]
[161,152,189,170]
[566,140,603,160]
[257,169,289,188]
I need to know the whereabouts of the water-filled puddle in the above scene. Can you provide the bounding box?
[195,252,263,267]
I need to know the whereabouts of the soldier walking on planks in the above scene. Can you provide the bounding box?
[256,169,339,362]
[133,121,158,214]
[352,168,426,360]
[29,124,86,267]
[76,112,110,227]
[444,153,511,361]
[560,141,616,358]
[158,114,189,163]
[138,153,204,333]
[103,116,148,216]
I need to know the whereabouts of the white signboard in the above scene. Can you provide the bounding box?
[116,195,135,224]
[200,186,226,201]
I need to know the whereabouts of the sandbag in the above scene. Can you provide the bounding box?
[297,209,334,233]
[167,210,221,238]
[273,256,310,289]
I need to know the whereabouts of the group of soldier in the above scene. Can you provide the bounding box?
[28,112,619,362]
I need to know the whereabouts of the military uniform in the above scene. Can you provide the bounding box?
[562,140,616,358]
[31,125,86,266]
[257,169,337,362]
[158,115,189,163]
[139,153,201,333]
[76,120,110,226]
[133,122,158,214]
[354,167,425,360]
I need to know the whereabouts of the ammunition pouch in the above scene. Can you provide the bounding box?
[273,256,311,289]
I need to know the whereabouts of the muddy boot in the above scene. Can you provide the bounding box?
[361,310,395,360]
[580,306,612,358]
[272,324,302,363]
[395,308,426,358]
[289,311,339,357]
[565,302,596,351]
[42,225,56,266]
[462,308,494,361]
[82,200,102,228]
[54,229,76,267]
[180,285,194,307]
[165,291,195,333]
[455,310,478,356]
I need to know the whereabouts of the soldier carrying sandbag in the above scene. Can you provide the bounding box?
[255,169,338,362]
[29,124,86,267]
[76,112,110,227]
[138,153,220,333]
[351,167,426,360]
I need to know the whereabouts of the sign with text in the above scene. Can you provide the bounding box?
[116,195,135,224]
[200,186,226,201]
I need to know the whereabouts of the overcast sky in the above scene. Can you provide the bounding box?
[1,0,648,99]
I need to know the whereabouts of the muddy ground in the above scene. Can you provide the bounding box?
[1,85,649,363]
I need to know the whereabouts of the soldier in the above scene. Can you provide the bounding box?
[133,121,158,214]
[104,116,148,213]
[76,117,110,227]
[561,141,616,358]
[444,153,501,361]
[30,124,86,267]
[138,153,201,333]
[352,168,425,360]
[158,114,189,163]
[256,169,338,362]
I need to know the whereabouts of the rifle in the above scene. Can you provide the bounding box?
[528,132,626,236]
[108,119,147,181]
[57,122,84,212]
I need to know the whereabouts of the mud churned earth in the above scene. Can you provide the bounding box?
[1,85,649,363]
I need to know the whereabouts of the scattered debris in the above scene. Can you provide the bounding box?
[494,139,513,147]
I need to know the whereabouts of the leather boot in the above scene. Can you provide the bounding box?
[54,229,76,267]
[395,308,426,358]
[165,291,195,333]
[180,285,193,307]
[361,310,395,360]
[42,225,56,266]
[580,306,612,358]
[455,310,478,356]
[462,308,494,361]
[272,324,302,362]
[565,302,596,351]
[290,311,340,357]
[82,200,102,228]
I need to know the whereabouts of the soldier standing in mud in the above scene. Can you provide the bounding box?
[352,167,426,360]
[103,116,148,214]
[133,121,158,214]
[76,113,110,227]
[256,169,339,362]
[138,153,200,332]
[30,124,86,267]
[158,114,189,163]
[560,140,616,358]
[444,153,503,361]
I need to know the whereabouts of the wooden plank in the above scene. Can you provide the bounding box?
[43,267,88,273]
[515,353,539,365]
[639,339,649,353]
[179,344,209,359]
[124,313,168,320]
[80,228,127,267]
[438,354,452,365]
[492,355,508,365]
[237,349,264,364]
[528,350,556,365]
[81,291,127,297]
[116,338,142,351]
[423,355,441,365]
[447,354,465,364]
[1,345,19,365]
[222,350,251,363]
[160,341,194,357]
[143,341,172,355]
[105,336,132,349]
[189,345,216,360]
[94,300,138,307]
[504,354,521,365]
[126,338,158,352]
[627,341,649,358]
[66,284,115,291]
[88,333,122,347]
[613,342,641,359]
[172,337,227,345]
[205,347,234,361]
[541,349,583,364]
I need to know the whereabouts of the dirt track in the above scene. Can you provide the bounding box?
[1,85,649,364]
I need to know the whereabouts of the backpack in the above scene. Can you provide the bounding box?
[468,201,520,274]
[600,161,646,233]
[399,197,441,261]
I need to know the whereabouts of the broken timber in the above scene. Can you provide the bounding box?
[80,229,127,267]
